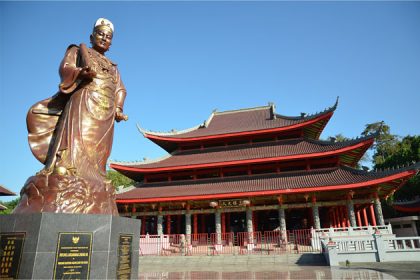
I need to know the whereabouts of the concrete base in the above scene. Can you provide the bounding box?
[0,213,140,279]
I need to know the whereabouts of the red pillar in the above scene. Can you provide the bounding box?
[356,209,362,227]
[331,208,338,228]
[226,213,231,232]
[221,213,226,234]
[369,204,377,226]
[166,215,171,235]
[141,216,146,235]
[193,214,198,234]
[362,207,369,226]
[200,214,205,234]
[253,212,258,232]
[337,207,344,228]
[177,215,181,234]
[344,207,351,228]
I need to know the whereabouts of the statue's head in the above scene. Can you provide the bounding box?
[90,18,114,54]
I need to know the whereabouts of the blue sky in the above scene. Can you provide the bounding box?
[1,1,420,200]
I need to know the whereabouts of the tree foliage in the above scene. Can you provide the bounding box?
[106,170,134,189]
[0,198,20,215]
[361,122,400,166]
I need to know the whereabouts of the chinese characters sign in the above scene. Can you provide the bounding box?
[116,234,133,280]
[219,199,243,208]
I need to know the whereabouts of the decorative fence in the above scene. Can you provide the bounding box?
[139,229,319,256]
[322,234,420,266]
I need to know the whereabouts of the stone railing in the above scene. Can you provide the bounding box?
[311,225,393,250]
[322,233,420,266]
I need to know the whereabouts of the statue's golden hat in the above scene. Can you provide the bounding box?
[94,18,114,33]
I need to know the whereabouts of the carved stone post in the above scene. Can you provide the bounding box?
[157,215,163,236]
[185,213,191,244]
[215,209,222,244]
[312,205,321,229]
[278,207,287,242]
[374,195,385,226]
[311,195,321,229]
[246,207,254,244]
[347,198,357,227]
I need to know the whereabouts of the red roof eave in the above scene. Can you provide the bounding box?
[111,137,373,173]
[115,169,416,204]
[144,112,333,143]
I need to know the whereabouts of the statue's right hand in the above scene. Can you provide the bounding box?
[79,66,97,80]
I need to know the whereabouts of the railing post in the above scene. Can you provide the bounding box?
[373,232,386,262]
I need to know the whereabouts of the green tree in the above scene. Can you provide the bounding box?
[106,170,134,189]
[0,198,20,215]
[373,135,420,200]
[361,122,400,166]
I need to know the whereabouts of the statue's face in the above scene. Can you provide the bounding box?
[91,26,113,54]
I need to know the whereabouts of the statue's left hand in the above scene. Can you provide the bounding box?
[115,109,128,122]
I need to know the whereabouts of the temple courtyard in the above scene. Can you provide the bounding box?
[138,255,420,279]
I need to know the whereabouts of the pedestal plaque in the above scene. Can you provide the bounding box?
[0,213,140,279]
[0,233,25,279]
[116,234,133,280]
[53,232,93,279]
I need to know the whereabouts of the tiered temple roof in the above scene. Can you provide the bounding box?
[111,134,375,180]
[116,164,420,203]
[138,100,338,152]
[114,100,419,205]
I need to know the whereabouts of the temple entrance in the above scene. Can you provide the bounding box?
[228,212,246,234]
[254,210,279,232]
[286,208,311,230]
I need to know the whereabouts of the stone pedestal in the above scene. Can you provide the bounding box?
[0,213,140,279]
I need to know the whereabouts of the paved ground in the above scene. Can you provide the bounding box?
[138,254,420,279]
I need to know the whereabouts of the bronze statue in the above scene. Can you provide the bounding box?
[14,18,127,215]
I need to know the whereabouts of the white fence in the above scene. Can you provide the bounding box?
[322,234,420,266]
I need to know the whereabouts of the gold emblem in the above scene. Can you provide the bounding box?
[72,236,80,244]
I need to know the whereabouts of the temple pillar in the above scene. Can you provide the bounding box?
[166,215,171,235]
[221,213,226,234]
[200,214,205,233]
[193,214,198,235]
[278,208,287,242]
[253,212,258,232]
[332,208,338,228]
[356,209,362,227]
[177,215,181,234]
[369,204,377,226]
[362,207,369,226]
[347,199,357,227]
[374,195,385,226]
[312,205,321,229]
[157,215,163,235]
[215,209,222,244]
[337,207,344,228]
[246,207,254,244]
[226,213,231,232]
[141,216,146,235]
[185,213,191,244]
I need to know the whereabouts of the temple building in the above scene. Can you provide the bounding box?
[111,100,420,237]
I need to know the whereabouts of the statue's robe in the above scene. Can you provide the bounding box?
[27,44,126,182]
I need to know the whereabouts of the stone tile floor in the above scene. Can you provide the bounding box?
[139,255,420,279]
